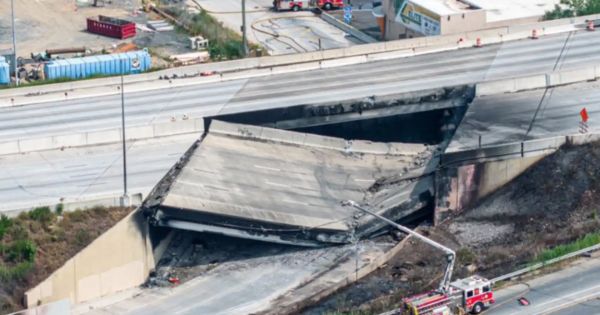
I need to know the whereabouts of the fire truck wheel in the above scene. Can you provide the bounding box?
[323,3,332,10]
[292,5,300,11]
[472,302,484,314]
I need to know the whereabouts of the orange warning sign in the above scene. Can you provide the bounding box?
[581,108,589,123]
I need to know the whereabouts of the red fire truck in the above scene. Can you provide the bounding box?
[401,276,495,314]
[273,0,344,11]
[344,201,495,315]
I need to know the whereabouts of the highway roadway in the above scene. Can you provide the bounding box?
[3,30,600,144]
[3,29,600,213]
[489,256,600,315]
[0,134,198,212]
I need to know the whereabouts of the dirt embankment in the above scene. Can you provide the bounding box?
[0,206,133,313]
[303,141,600,314]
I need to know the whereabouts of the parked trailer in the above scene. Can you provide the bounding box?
[44,50,151,80]
[87,15,136,39]
[0,56,9,85]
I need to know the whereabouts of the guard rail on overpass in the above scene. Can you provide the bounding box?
[1,14,599,105]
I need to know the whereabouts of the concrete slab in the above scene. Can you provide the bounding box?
[143,121,435,245]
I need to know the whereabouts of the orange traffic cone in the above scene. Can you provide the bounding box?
[588,20,595,31]
[531,29,538,39]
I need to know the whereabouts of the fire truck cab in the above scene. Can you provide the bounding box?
[273,0,343,11]
[449,276,495,314]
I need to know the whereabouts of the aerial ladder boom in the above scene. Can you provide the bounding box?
[342,200,456,293]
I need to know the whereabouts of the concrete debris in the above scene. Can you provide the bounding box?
[142,120,437,246]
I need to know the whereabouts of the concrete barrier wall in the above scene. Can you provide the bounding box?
[477,65,600,97]
[319,12,378,44]
[1,14,597,105]
[435,154,547,223]
[0,118,204,156]
[24,210,154,308]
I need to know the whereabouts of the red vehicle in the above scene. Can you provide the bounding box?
[448,276,495,314]
[273,0,344,11]
[401,276,495,315]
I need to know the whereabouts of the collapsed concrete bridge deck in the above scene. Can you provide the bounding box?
[142,120,438,246]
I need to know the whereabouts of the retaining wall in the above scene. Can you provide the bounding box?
[24,210,154,308]
[435,131,600,223]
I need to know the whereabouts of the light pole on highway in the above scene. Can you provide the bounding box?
[241,0,249,57]
[10,0,18,86]
[120,59,129,205]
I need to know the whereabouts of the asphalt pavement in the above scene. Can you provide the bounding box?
[3,30,600,212]
[3,30,600,144]
[0,134,198,212]
[488,256,600,315]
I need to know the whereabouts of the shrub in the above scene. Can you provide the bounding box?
[55,203,64,215]
[6,239,36,263]
[75,229,91,247]
[456,247,476,266]
[0,215,12,240]
[29,206,54,224]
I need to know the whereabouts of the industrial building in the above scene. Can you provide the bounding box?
[378,0,561,39]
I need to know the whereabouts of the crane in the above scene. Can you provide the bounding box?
[342,200,456,293]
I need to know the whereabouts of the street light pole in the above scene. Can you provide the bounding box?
[241,0,249,57]
[120,61,128,204]
[10,0,18,86]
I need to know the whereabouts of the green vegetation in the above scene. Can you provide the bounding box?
[0,206,133,313]
[164,6,261,61]
[456,247,476,266]
[534,231,600,263]
[544,0,600,19]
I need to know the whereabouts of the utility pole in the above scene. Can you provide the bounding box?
[241,0,249,57]
[120,60,128,205]
[10,0,18,86]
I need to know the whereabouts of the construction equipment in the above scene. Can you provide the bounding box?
[343,201,495,315]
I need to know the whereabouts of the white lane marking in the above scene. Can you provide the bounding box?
[265,181,287,188]
[254,165,281,172]
[531,283,600,314]
[538,289,600,315]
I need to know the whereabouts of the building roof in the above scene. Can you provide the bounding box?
[410,0,479,16]
[464,0,561,22]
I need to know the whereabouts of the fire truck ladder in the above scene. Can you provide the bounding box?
[343,200,456,293]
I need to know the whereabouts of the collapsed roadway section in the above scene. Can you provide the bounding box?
[142,120,439,246]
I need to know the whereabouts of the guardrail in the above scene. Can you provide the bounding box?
[1,13,599,105]
[442,129,600,166]
[491,242,600,283]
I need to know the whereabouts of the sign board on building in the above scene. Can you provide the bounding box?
[394,0,441,36]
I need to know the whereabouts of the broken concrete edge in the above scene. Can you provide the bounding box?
[259,236,412,315]
[3,14,597,107]
[207,119,428,156]
[475,64,600,97]
[24,209,155,308]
